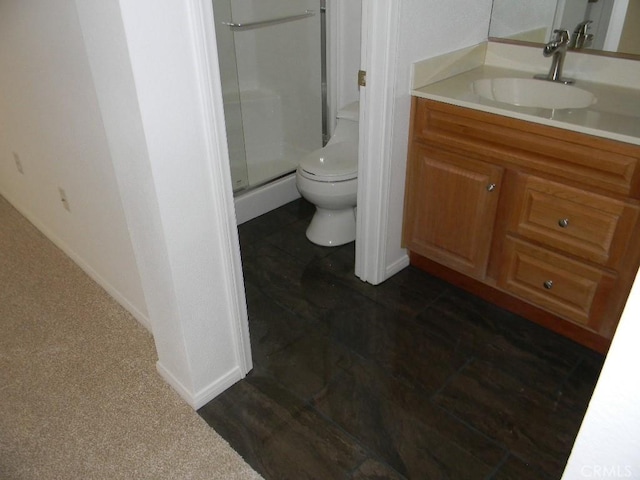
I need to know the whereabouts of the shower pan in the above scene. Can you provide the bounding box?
[212,0,324,222]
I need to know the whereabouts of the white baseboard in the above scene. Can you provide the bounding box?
[234,173,301,225]
[0,193,152,332]
[386,252,410,280]
[156,361,245,410]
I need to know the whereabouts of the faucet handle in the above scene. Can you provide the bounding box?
[552,29,571,44]
[574,20,593,35]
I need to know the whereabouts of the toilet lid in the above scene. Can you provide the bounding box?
[299,142,358,182]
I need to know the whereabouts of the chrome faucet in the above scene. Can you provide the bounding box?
[534,29,574,84]
[570,20,594,49]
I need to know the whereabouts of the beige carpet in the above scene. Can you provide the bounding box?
[0,196,262,480]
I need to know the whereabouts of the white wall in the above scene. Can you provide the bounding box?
[383,0,493,276]
[333,1,362,112]
[562,269,640,478]
[489,0,557,40]
[0,0,148,327]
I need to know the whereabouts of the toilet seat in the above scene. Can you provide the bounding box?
[298,142,358,182]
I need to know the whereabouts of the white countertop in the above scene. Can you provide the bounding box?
[412,65,640,146]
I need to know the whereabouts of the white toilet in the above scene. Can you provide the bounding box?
[296,102,359,246]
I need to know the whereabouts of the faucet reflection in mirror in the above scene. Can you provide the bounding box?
[570,20,594,49]
[489,0,640,58]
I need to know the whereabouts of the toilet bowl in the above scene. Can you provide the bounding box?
[296,102,359,246]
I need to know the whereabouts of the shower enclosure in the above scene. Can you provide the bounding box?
[212,0,324,215]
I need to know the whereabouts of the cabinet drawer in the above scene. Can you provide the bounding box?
[498,238,615,329]
[508,175,639,267]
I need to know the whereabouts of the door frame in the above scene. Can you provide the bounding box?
[355,0,401,285]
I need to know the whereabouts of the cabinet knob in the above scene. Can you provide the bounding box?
[543,280,554,290]
[558,218,570,228]
[486,183,496,192]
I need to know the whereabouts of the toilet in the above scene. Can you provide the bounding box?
[296,102,359,246]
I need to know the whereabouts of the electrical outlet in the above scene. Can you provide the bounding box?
[13,152,24,174]
[58,187,71,212]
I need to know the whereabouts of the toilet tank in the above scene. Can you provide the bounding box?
[337,101,359,122]
[329,101,359,145]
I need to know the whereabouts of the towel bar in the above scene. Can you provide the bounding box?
[223,10,315,31]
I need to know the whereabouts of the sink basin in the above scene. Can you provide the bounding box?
[472,77,596,109]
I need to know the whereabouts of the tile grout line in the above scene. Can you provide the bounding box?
[429,355,475,402]
[307,368,411,480]
[483,450,511,480]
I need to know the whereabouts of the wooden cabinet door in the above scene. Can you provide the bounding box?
[403,145,504,279]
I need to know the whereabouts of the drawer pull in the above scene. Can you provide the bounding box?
[558,218,570,228]
[543,280,554,290]
[486,183,496,192]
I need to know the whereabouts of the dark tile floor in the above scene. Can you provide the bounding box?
[198,198,604,480]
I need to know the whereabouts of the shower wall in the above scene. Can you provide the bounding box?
[214,0,323,191]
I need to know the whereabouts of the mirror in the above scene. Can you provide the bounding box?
[489,0,640,59]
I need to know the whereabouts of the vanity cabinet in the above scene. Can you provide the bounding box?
[403,98,640,352]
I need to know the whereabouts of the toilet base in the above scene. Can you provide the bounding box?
[306,206,356,247]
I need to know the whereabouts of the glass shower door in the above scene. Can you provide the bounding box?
[213,0,323,193]
[212,0,250,191]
